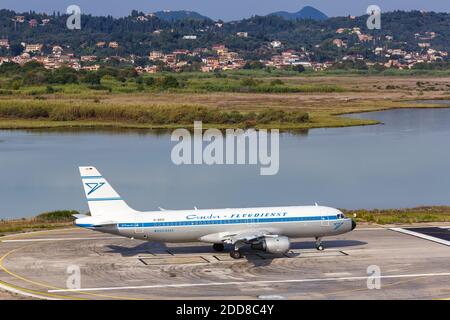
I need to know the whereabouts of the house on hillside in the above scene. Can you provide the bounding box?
[29,19,38,28]
[0,39,9,49]
[24,44,43,53]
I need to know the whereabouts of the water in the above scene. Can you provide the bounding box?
[1,107,450,219]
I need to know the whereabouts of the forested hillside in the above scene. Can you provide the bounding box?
[0,9,449,60]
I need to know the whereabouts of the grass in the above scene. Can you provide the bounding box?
[344,206,450,225]
[171,68,450,78]
[0,99,443,131]
[0,74,448,130]
[183,78,345,93]
[1,72,347,95]
[0,100,311,128]
[0,114,376,131]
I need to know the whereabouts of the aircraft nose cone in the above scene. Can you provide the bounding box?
[351,220,357,230]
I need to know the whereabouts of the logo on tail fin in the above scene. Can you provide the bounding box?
[85,182,105,195]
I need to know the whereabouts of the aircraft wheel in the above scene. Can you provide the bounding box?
[230,250,242,259]
[213,243,225,252]
[315,237,324,251]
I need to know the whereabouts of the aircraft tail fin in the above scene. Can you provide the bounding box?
[79,166,137,217]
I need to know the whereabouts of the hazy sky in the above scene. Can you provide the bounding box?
[1,0,448,21]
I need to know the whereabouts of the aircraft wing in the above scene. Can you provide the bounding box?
[223,230,272,244]
[200,229,274,244]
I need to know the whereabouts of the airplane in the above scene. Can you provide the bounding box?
[75,166,356,259]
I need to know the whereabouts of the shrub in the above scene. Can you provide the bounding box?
[82,73,102,85]
[49,67,79,84]
[23,70,49,85]
[243,61,265,70]
[46,86,56,94]
[36,210,79,222]
[10,79,22,90]
[240,78,259,87]
[145,77,155,86]
[135,77,144,85]
[156,75,179,89]
[87,84,111,91]
[270,79,284,86]
[0,102,310,126]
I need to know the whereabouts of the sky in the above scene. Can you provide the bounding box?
[1,0,448,21]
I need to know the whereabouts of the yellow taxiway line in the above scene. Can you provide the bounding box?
[0,244,142,300]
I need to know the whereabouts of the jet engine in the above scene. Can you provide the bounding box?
[251,236,290,254]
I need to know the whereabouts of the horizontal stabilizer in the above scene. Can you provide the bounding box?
[72,214,90,219]
[92,221,117,227]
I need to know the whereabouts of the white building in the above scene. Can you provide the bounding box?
[270,41,282,48]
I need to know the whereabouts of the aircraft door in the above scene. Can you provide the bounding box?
[134,215,144,234]
[320,216,330,227]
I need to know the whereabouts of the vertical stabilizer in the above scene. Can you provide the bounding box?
[79,166,137,217]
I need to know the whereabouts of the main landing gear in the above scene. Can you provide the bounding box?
[315,237,324,251]
[229,241,245,259]
[230,250,242,259]
[212,242,243,259]
[213,243,225,252]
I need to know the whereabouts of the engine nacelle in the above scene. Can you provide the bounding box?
[251,236,291,254]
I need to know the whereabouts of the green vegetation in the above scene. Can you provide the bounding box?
[0,64,448,131]
[344,206,450,225]
[0,210,78,234]
[0,62,347,94]
[189,78,343,93]
[2,63,449,99]
[0,101,310,127]
[36,210,80,222]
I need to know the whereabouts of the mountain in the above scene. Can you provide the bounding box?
[153,10,212,22]
[269,6,328,21]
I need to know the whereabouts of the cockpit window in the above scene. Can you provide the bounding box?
[337,213,346,219]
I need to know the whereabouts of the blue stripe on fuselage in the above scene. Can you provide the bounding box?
[117,215,339,229]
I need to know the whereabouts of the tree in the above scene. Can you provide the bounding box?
[22,61,46,72]
[49,67,79,84]
[23,70,49,85]
[293,65,305,73]
[134,57,149,67]
[0,62,21,75]
[9,44,23,56]
[145,77,155,86]
[244,60,265,70]
[82,72,101,85]
[156,75,179,89]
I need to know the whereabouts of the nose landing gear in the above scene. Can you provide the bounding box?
[315,237,324,251]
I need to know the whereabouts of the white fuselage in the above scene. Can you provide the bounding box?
[76,205,354,243]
